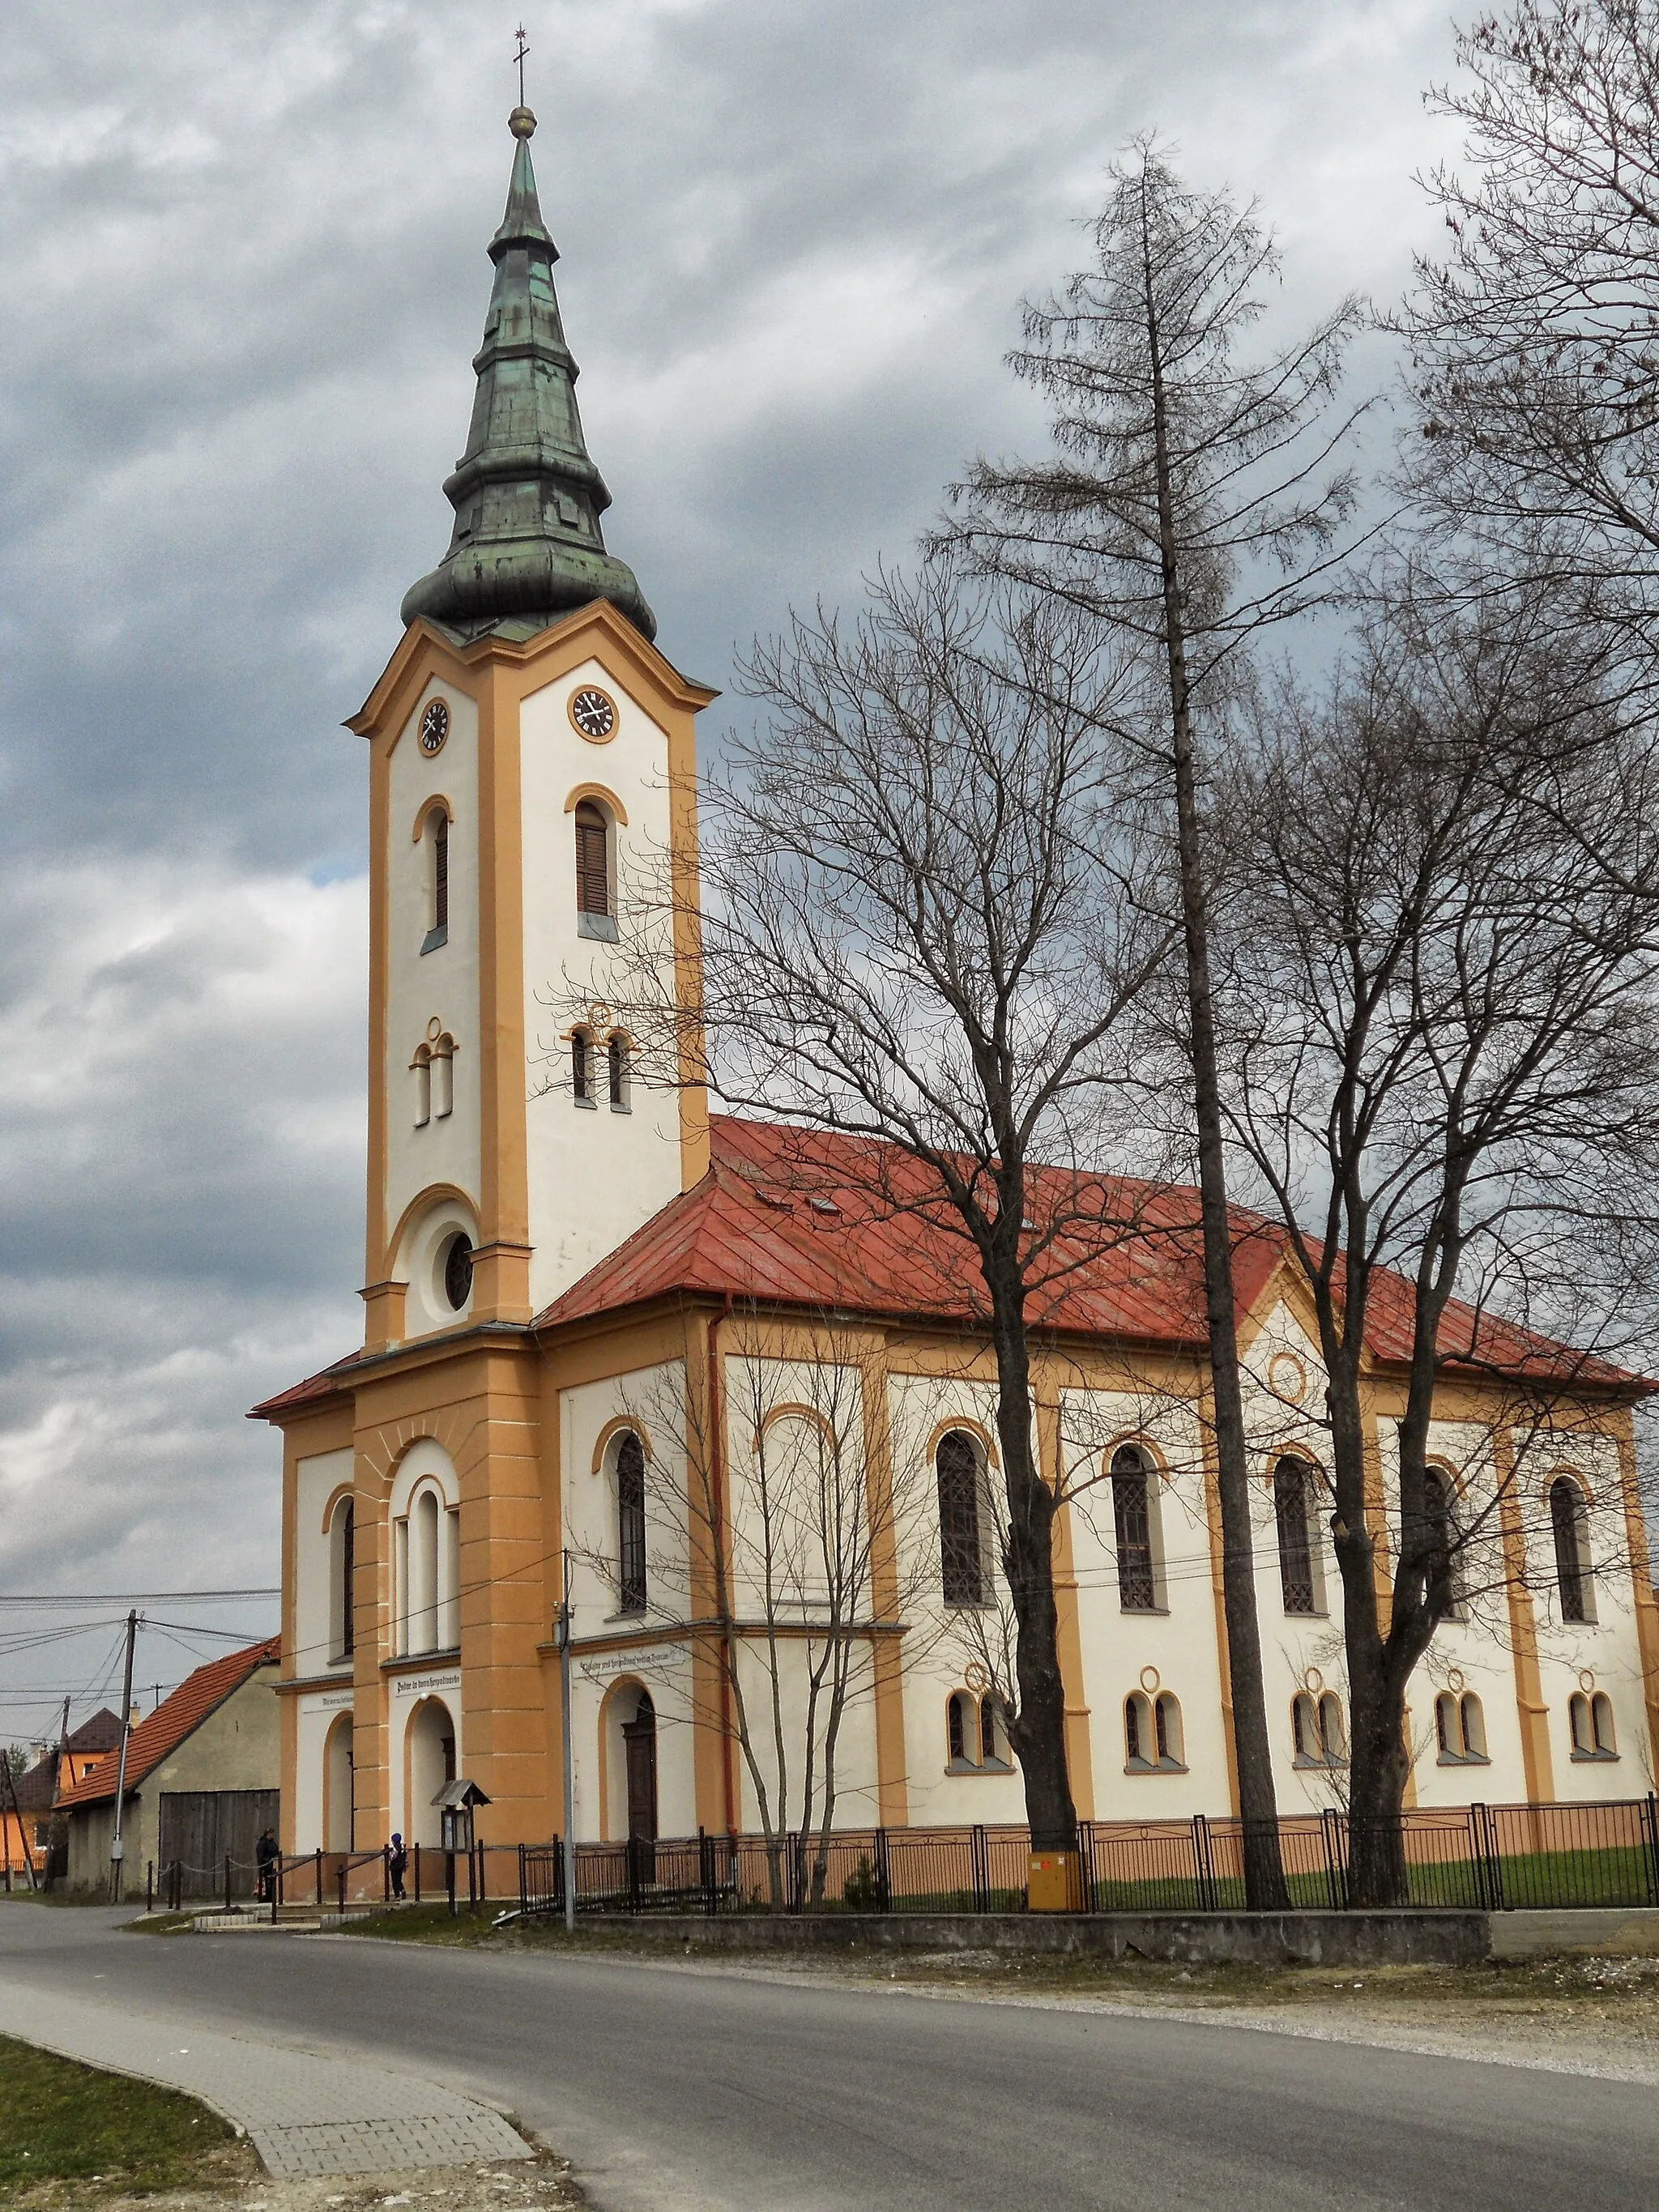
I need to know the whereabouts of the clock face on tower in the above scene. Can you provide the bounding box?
[568,684,618,742]
[419,699,450,755]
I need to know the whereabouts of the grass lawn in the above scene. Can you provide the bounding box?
[0,2033,253,2203]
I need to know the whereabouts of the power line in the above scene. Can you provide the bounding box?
[0,1588,279,1608]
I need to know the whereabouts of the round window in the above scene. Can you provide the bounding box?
[442,1232,474,1311]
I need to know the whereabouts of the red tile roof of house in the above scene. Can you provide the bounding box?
[250,1116,1646,1413]
[55,1640,280,1809]
[6,1710,126,1813]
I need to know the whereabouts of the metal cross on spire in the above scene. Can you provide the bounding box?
[514,23,529,108]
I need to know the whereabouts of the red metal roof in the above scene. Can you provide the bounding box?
[56,1640,280,1809]
[249,1117,1645,1410]
[535,1119,1640,1390]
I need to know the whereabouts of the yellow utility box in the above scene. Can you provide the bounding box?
[1027,1849,1085,1912]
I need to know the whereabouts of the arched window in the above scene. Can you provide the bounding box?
[1421,1468,1461,1622]
[1318,1691,1346,1762]
[1550,1476,1595,1623]
[1125,1690,1183,1772]
[1124,1691,1152,1769]
[420,807,450,953]
[574,800,615,936]
[616,1432,647,1615]
[328,1497,355,1664]
[947,1691,972,1769]
[979,1695,1010,1768]
[1154,1692,1185,1768]
[1592,1691,1617,1755]
[572,1029,595,1107]
[412,1488,440,1655]
[1438,1690,1489,1762]
[1111,1447,1157,1611]
[1461,1691,1487,1760]
[608,1032,629,1111]
[1292,1690,1346,1766]
[433,1034,454,1120]
[412,1044,432,1127]
[1273,1458,1316,1615]
[936,1432,985,1608]
[1569,1690,1618,1759]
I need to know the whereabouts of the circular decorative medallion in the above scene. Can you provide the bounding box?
[419,698,450,756]
[425,1015,443,1042]
[1578,1667,1597,1694]
[1139,1665,1161,1694]
[1302,1666,1324,1694]
[1268,1350,1308,1404]
[568,684,618,742]
[962,1660,990,1694]
[1445,1667,1465,1694]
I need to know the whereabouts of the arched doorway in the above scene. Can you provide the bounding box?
[405,1695,456,1848]
[621,1689,657,1881]
[323,1712,354,1852]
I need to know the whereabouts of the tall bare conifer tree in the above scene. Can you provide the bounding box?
[943,144,1369,1903]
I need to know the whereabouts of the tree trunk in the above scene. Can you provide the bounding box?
[987,1261,1077,1852]
[1141,185,1287,1907]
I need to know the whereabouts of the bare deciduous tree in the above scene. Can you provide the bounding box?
[612,561,1171,1856]
[941,141,1372,1903]
[1218,573,1659,1902]
[1401,1,1659,680]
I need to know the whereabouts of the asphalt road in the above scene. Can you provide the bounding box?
[1,1907,1653,2212]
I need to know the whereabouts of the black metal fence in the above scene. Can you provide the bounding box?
[514,1796,1659,1920]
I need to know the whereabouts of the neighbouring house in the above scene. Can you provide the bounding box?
[57,1639,279,1897]
[2,1710,124,1883]
[254,105,1659,1867]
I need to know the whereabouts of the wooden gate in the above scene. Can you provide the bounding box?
[157,1789,279,1899]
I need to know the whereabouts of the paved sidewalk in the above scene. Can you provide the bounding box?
[0,1976,531,2177]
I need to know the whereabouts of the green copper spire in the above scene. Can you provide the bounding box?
[401,107,656,643]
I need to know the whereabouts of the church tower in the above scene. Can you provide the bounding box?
[262,107,717,1865]
[349,103,714,1354]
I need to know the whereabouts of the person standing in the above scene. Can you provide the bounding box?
[387,1831,408,1903]
[254,1826,279,1905]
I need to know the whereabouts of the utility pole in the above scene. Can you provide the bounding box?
[553,1557,575,1933]
[2,1754,36,1890]
[108,1609,139,1903]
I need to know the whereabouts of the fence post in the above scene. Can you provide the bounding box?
[146,1860,153,1913]
[1319,1810,1347,1912]
[224,1852,232,1914]
[971,1825,988,1914]
[1644,1796,1659,1909]
[700,1827,715,1917]
[467,1842,476,1912]
[413,1842,421,1905]
[314,1848,322,1907]
[518,1842,527,1915]
[873,1826,891,1913]
[1190,1815,1217,1914]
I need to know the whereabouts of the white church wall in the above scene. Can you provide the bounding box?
[885,1370,1027,1829]
[727,1634,884,1838]
[384,679,481,1328]
[291,1684,354,1853]
[560,1362,689,1634]
[518,658,686,1312]
[1520,1426,1653,1798]
[1061,1387,1231,1822]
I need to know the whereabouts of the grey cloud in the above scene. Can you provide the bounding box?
[0,0,1461,1728]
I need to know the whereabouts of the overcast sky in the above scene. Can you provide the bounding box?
[0,0,1470,1736]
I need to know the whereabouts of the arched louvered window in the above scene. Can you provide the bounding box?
[420,807,450,953]
[616,1433,646,1614]
[947,1691,970,1768]
[1550,1476,1593,1623]
[1111,1447,1156,1611]
[936,1432,985,1608]
[608,1033,628,1110]
[574,800,611,920]
[1274,1459,1316,1614]
[572,1029,595,1106]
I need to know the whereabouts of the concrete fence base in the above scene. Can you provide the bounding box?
[578,1908,1490,1967]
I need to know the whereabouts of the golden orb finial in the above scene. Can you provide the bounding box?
[509,104,536,139]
